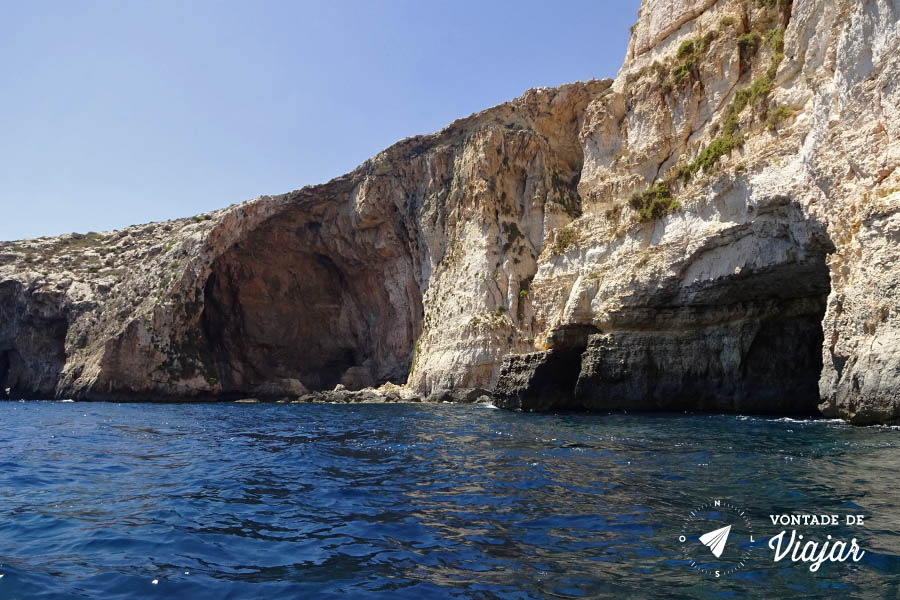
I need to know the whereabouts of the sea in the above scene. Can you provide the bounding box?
[1,401,899,599]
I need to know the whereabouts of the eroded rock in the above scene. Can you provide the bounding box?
[1,0,899,423]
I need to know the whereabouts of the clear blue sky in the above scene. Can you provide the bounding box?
[0,1,640,241]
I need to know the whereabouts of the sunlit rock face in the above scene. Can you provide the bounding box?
[0,81,609,402]
[1,0,899,423]
[496,0,900,423]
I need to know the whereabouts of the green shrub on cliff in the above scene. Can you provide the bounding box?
[769,26,785,54]
[628,182,681,222]
[672,62,694,83]
[408,337,421,377]
[551,226,578,255]
[698,31,717,53]
[767,27,785,78]
[738,31,761,64]
[677,40,695,59]
[670,31,717,86]
[694,134,741,173]
[738,32,761,53]
[674,66,777,183]
[767,104,795,131]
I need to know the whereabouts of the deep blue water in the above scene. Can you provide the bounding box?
[1,402,899,599]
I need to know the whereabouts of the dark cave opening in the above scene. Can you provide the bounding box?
[498,205,836,415]
[198,211,421,395]
[0,350,9,399]
[570,261,832,415]
[202,249,368,392]
[738,304,827,414]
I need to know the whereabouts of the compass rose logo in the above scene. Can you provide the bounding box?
[679,499,757,577]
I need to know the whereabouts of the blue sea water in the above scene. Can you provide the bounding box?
[1,401,899,599]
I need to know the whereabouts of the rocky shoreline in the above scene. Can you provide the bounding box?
[252,384,494,406]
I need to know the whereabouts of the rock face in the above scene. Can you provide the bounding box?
[1,0,899,423]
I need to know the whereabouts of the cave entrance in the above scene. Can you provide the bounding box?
[0,350,9,399]
[736,283,829,415]
[507,203,835,415]
[202,250,367,392]
[569,260,832,415]
[199,211,421,396]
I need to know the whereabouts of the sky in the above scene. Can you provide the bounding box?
[0,0,640,241]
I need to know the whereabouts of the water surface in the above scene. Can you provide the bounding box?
[1,402,899,598]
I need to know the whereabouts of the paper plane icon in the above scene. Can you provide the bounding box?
[699,524,731,558]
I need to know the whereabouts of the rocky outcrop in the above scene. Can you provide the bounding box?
[494,0,900,423]
[495,195,835,414]
[0,81,611,403]
[1,0,899,423]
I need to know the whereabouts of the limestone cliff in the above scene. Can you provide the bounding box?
[1,0,898,424]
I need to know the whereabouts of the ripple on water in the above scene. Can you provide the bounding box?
[0,402,898,598]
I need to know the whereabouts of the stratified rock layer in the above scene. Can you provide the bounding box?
[1,0,899,423]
